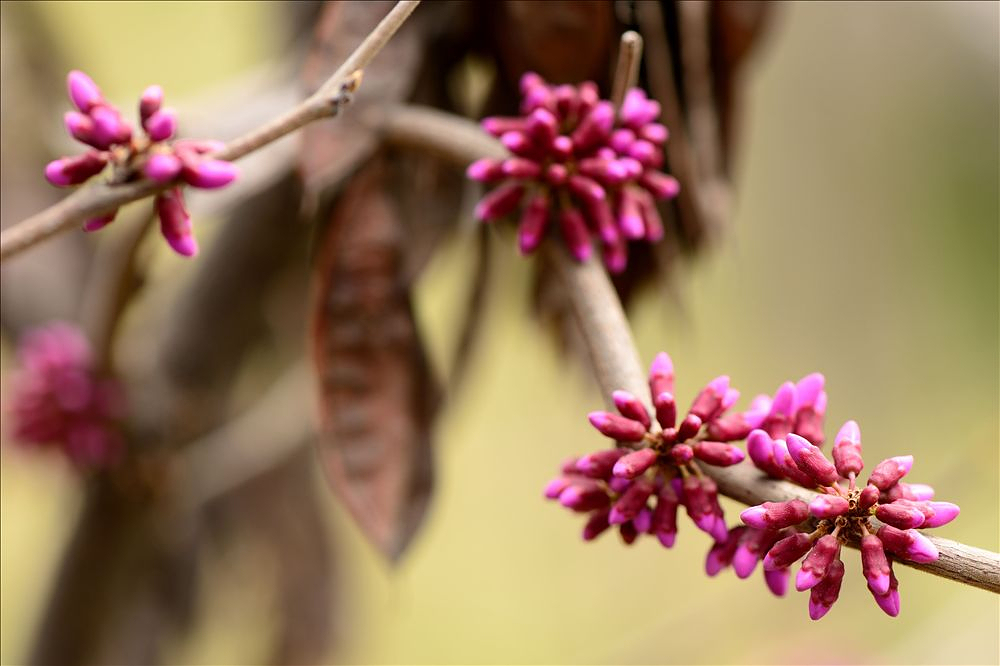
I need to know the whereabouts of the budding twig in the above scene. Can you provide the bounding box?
[375,103,1000,595]
[610,30,644,109]
[0,0,420,262]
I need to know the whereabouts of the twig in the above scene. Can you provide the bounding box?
[375,104,1000,595]
[0,0,420,262]
[610,30,644,109]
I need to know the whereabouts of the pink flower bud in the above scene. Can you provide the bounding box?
[649,352,675,398]
[796,535,841,591]
[571,101,614,151]
[808,558,845,620]
[764,568,790,597]
[617,187,645,239]
[182,158,239,190]
[706,527,743,576]
[876,502,926,529]
[689,375,730,421]
[501,157,542,180]
[706,412,753,442]
[601,236,627,274]
[747,429,782,477]
[867,564,900,617]
[545,163,568,186]
[551,135,573,160]
[832,419,864,477]
[732,527,775,579]
[861,533,891,595]
[693,441,745,467]
[619,521,639,545]
[474,183,525,221]
[583,196,620,245]
[64,111,96,146]
[786,433,839,486]
[139,84,163,122]
[611,390,650,429]
[633,188,664,242]
[577,81,599,113]
[519,71,544,95]
[144,152,183,183]
[858,484,880,510]
[582,509,611,541]
[609,479,654,524]
[633,507,653,533]
[568,174,605,203]
[809,494,850,519]
[544,477,572,499]
[500,131,539,158]
[44,151,108,187]
[675,413,703,443]
[526,107,557,146]
[670,443,694,465]
[651,392,676,431]
[763,532,812,570]
[90,106,131,149]
[877,525,938,563]
[869,455,913,491]
[638,170,680,200]
[67,70,103,112]
[639,123,669,145]
[155,188,198,257]
[621,88,661,127]
[588,411,647,442]
[559,481,610,512]
[558,207,592,261]
[481,116,526,137]
[82,209,117,232]
[466,158,504,182]
[577,158,628,185]
[772,438,818,487]
[521,84,555,114]
[628,139,657,165]
[886,482,935,502]
[895,500,958,528]
[575,447,629,479]
[761,381,796,439]
[552,84,578,118]
[144,108,177,142]
[517,193,550,255]
[651,486,679,547]
[741,499,809,530]
[610,128,635,154]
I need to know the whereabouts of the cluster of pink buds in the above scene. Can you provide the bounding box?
[468,73,679,273]
[544,352,746,546]
[44,71,238,257]
[6,323,125,469]
[739,422,958,619]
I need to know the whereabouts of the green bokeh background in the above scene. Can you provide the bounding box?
[2,2,997,664]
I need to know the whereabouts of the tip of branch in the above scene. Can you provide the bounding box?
[345,70,363,94]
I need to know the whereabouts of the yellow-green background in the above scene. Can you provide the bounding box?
[2,2,997,664]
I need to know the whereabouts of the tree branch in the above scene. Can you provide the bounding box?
[0,0,420,262]
[376,104,1000,595]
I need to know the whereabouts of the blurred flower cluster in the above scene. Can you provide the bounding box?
[45,71,238,256]
[468,73,679,273]
[6,323,125,469]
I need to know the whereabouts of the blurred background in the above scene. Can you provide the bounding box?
[1,1,997,665]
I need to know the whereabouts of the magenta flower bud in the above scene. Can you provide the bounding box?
[706,413,753,442]
[567,174,605,203]
[689,375,730,421]
[618,157,643,179]
[144,107,176,142]
[521,84,555,114]
[82,209,117,232]
[869,455,913,491]
[634,188,664,242]
[584,196,620,245]
[602,237,627,275]
[544,477,573,499]
[551,135,573,161]
[139,84,163,122]
[144,152,183,183]
[64,111,96,145]
[868,565,900,617]
[858,484,880,510]
[741,499,809,530]
[577,81,599,112]
[706,527,743,576]
[182,158,238,189]
[571,101,614,151]
[786,433,839,486]
[651,487,679,547]
[481,116,527,137]
[808,558,845,620]
[474,183,525,222]
[796,535,841,591]
[772,438,815,487]
[732,528,772,579]
[832,419,864,477]
[90,106,130,149]
[577,158,628,185]
[875,502,926,529]
[763,532,812,570]
[886,482,935,502]
[552,84,578,117]
[877,525,939,563]
[627,139,656,165]
[652,391,677,431]
[915,501,960,528]
[639,123,669,145]
[517,193,550,255]
[575,447,628,479]
[675,413,703,443]
[720,388,740,412]
[608,476,631,494]
[649,352,675,398]
[617,188,645,239]
[156,188,198,257]
[499,131,538,158]
[612,390,650,429]
[669,443,694,465]
[558,207,592,261]
[621,88,661,127]
[693,441,745,467]
[809,494,850,519]
[764,568,791,597]
[793,372,825,409]
[501,157,542,180]
[67,70,103,112]
[466,158,505,182]
[619,521,639,545]
[609,479,654,524]
[638,170,680,200]
[582,509,611,541]
[747,429,781,476]
[682,475,715,532]
[519,71,544,95]
[633,507,653,533]
[861,533,892,595]
[559,483,611,512]
[526,107,557,146]
[610,128,635,154]
[587,411,647,442]
[44,151,108,187]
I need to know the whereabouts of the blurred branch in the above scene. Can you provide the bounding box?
[0,0,421,262]
[610,30,643,108]
[375,103,1000,595]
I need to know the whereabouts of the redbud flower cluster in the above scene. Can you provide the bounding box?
[468,73,679,273]
[740,422,959,619]
[545,352,747,546]
[44,71,238,257]
[6,323,125,469]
